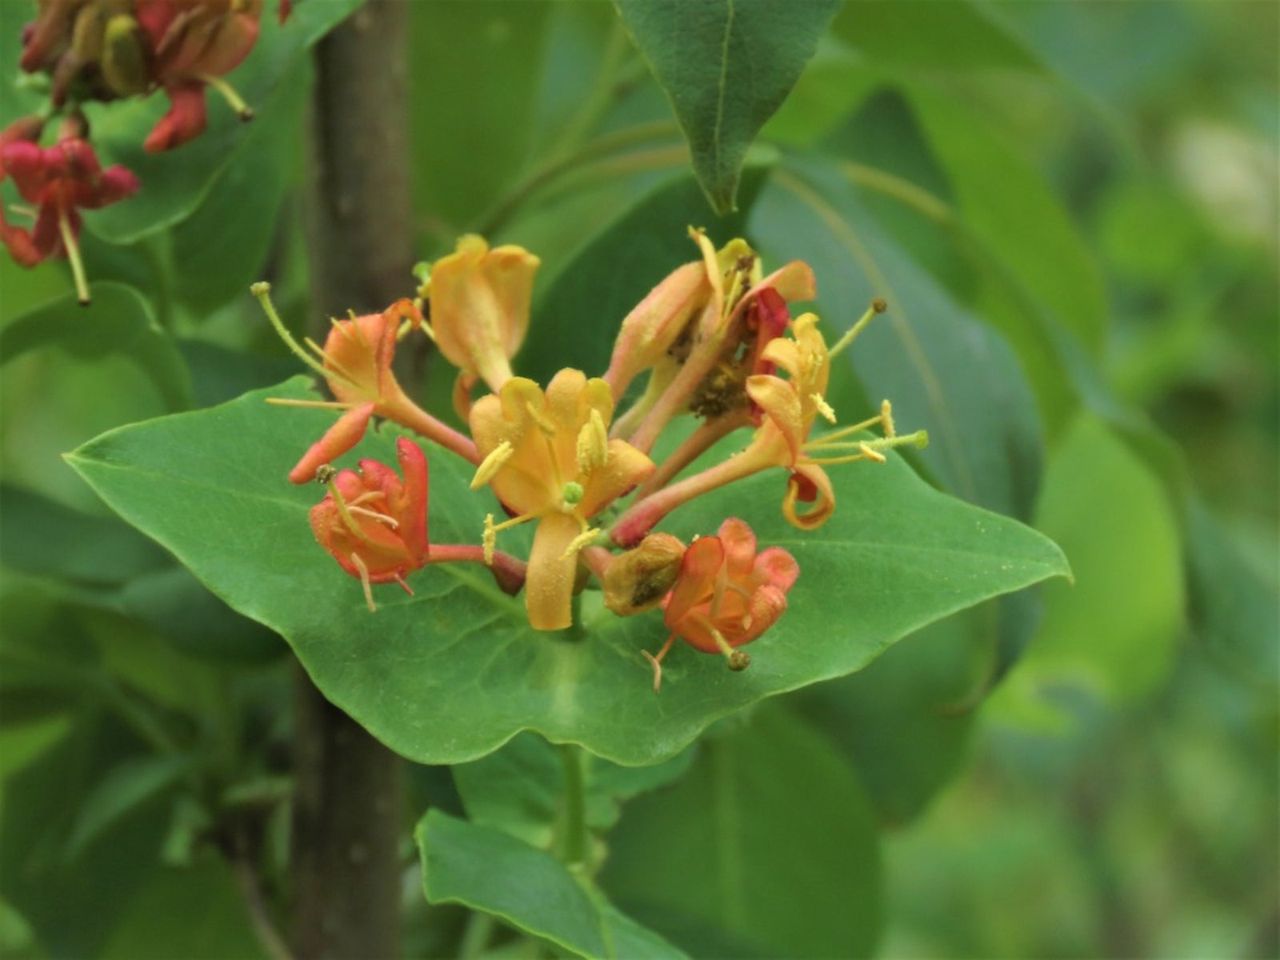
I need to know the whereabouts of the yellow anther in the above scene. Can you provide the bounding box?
[525,400,558,436]
[875,399,896,440]
[576,408,609,473]
[471,440,514,490]
[812,393,836,423]
[482,514,497,565]
[858,442,887,463]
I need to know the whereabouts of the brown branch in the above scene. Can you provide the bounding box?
[291,2,412,958]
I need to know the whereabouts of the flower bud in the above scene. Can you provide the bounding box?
[602,533,686,616]
[604,260,708,398]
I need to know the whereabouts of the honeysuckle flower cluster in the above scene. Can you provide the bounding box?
[2,0,286,299]
[261,229,928,691]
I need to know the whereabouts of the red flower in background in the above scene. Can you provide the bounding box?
[309,437,431,611]
[136,0,262,151]
[0,135,138,301]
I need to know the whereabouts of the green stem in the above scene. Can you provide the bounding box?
[558,744,588,868]
[457,911,495,960]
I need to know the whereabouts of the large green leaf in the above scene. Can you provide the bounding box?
[82,0,360,243]
[410,0,551,239]
[753,163,1044,519]
[68,377,1067,765]
[601,703,882,958]
[0,283,190,412]
[417,809,685,959]
[987,414,1183,729]
[614,0,839,213]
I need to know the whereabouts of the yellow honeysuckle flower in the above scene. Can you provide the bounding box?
[469,368,654,630]
[428,234,540,395]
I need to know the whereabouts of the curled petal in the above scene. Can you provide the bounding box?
[755,546,800,593]
[783,464,835,530]
[144,82,208,153]
[746,373,804,463]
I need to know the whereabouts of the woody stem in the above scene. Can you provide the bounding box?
[611,445,765,547]
[293,3,412,957]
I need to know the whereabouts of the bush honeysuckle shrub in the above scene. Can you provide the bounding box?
[68,225,1068,766]
[261,229,931,685]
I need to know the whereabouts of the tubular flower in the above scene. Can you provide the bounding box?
[19,0,151,103]
[0,136,138,300]
[469,368,654,630]
[135,0,261,151]
[620,229,816,452]
[309,437,430,612]
[610,307,927,546]
[253,284,478,481]
[643,517,799,692]
[426,234,540,400]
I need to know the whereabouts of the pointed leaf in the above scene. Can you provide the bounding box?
[417,809,686,960]
[68,377,1067,765]
[614,0,839,212]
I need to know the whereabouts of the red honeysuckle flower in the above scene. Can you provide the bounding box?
[309,436,430,611]
[136,0,261,152]
[0,136,138,301]
[642,517,799,691]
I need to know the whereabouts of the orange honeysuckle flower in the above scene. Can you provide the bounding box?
[252,282,478,481]
[642,517,799,692]
[618,228,816,453]
[469,368,654,630]
[610,304,927,546]
[426,234,540,399]
[310,437,430,611]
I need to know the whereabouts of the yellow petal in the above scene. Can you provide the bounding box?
[525,512,582,630]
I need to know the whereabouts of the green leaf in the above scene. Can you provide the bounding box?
[614,0,840,213]
[0,714,74,781]
[753,162,1044,519]
[453,732,693,848]
[1185,499,1279,695]
[988,414,1184,727]
[417,809,686,960]
[68,377,1067,765]
[83,0,360,244]
[0,483,169,586]
[524,172,760,385]
[600,703,882,958]
[100,857,265,960]
[0,283,191,412]
[834,0,1046,75]
[169,75,305,314]
[65,753,192,859]
[905,86,1109,356]
[410,0,552,237]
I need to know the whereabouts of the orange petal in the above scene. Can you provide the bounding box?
[288,402,375,483]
